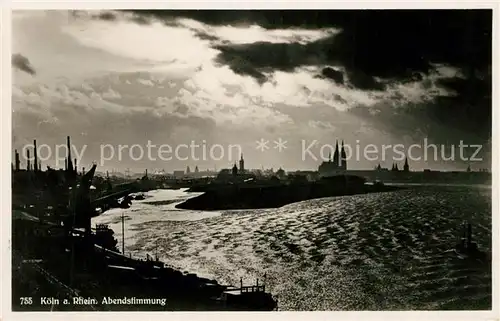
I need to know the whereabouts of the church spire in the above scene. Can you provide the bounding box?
[333,140,340,166]
[340,140,347,170]
[239,153,245,173]
[232,162,238,176]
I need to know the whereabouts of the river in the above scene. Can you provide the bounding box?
[91,185,492,310]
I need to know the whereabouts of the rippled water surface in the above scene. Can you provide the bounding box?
[92,186,492,310]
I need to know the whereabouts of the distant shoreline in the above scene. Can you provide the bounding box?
[175,178,404,211]
[375,182,492,188]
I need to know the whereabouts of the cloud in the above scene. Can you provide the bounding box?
[317,67,344,85]
[13,10,492,170]
[308,120,337,131]
[12,72,294,132]
[14,84,115,114]
[137,79,155,87]
[11,77,220,150]
[61,10,479,115]
[101,87,121,99]
[177,18,339,45]
[12,53,36,75]
[62,17,219,67]
[96,11,117,21]
[213,40,328,84]
[127,10,490,73]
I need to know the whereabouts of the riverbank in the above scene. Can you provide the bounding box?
[176,178,404,211]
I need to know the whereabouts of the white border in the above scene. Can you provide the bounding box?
[1,2,499,321]
[3,0,500,9]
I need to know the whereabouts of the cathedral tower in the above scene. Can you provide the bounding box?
[232,163,238,176]
[403,157,409,172]
[239,153,245,173]
[340,140,347,171]
[333,140,340,167]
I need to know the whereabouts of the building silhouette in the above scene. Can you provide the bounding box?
[67,136,73,173]
[27,150,31,171]
[14,149,20,171]
[318,139,348,176]
[239,154,245,173]
[403,157,409,172]
[232,163,238,177]
[33,139,38,172]
[276,167,286,179]
[340,140,347,171]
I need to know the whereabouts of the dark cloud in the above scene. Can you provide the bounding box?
[96,11,117,21]
[346,70,385,91]
[317,67,344,85]
[125,10,491,82]
[212,44,288,83]
[91,10,177,27]
[214,40,328,84]
[212,36,391,91]
[123,10,265,27]
[433,73,492,136]
[12,53,36,75]
[349,69,492,144]
[127,10,491,71]
[125,10,492,143]
[194,31,220,42]
[130,14,149,25]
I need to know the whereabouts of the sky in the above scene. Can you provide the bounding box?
[12,10,492,173]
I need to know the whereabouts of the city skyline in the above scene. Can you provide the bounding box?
[12,10,492,172]
[12,134,490,175]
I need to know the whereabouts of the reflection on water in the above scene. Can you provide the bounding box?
[92,186,492,310]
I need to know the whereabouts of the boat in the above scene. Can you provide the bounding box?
[454,221,489,263]
[93,242,277,310]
